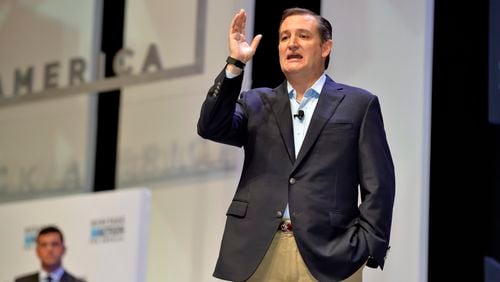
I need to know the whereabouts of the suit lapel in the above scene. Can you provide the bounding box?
[265,81,295,163]
[293,77,345,168]
[60,271,71,282]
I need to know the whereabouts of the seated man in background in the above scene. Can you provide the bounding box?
[15,226,85,282]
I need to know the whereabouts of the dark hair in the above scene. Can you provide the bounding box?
[280,8,333,69]
[37,225,64,243]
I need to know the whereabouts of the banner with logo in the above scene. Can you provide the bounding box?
[0,188,151,282]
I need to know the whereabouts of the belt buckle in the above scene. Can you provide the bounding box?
[279,220,293,233]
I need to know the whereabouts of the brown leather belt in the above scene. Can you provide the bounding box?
[279,220,293,233]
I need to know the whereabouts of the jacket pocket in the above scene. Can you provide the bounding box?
[226,200,248,218]
[330,121,353,129]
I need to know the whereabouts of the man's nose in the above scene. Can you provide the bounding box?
[287,37,299,50]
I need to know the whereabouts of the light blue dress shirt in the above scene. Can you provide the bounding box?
[39,266,64,282]
[282,74,326,220]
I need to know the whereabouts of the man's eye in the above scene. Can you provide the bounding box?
[280,36,289,41]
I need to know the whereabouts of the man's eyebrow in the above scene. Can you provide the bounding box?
[279,28,312,35]
[295,28,313,33]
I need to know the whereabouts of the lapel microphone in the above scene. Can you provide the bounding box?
[294,110,305,120]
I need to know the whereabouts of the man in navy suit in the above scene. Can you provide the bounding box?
[198,7,395,282]
[15,226,85,282]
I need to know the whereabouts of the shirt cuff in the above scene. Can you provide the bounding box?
[225,70,240,79]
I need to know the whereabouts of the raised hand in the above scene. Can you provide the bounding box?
[228,9,262,64]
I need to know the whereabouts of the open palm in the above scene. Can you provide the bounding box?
[228,9,262,63]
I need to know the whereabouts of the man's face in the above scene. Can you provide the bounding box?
[36,232,65,270]
[278,14,332,79]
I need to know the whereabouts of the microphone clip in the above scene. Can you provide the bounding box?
[294,110,305,120]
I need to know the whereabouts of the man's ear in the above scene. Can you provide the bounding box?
[35,244,42,259]
[322,39,333,58]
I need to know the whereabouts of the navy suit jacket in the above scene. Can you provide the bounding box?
[198,69,395,282]
[14,271,85,282]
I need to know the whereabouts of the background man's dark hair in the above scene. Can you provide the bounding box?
[37,226,64,243]
[280,7,333,69]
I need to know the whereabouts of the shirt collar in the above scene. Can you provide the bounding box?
[287,74,326,99]
[39,266,64,281]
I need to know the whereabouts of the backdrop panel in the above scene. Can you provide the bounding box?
[0,187,151,282]
[0,0,101,203]
[322,1,434,282]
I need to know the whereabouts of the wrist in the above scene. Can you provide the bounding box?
[225,64,243,76]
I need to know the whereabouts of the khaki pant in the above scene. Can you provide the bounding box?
[246,231,363,282]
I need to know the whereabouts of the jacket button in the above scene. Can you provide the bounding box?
[289,178,296,184]
[276,211,283,218]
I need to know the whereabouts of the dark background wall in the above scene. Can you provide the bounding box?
[93,0,125,191]
[430,0,499,281]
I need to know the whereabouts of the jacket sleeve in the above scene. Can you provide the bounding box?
[357,96,395,269]
[197,67,248,147]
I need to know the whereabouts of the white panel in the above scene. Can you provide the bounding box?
[0,1,100,202]
[0,188,151,282]
[322,1,434,282]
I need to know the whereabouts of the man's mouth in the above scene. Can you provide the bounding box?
[287,54,303,60]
